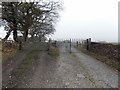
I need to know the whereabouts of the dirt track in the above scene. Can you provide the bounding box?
[15,43,118,88]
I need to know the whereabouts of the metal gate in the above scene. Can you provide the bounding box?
[28,37,49,51]
[33,42,49,51]
[57,39,81,53]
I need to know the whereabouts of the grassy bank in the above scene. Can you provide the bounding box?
[75,46,120,71]
[2,48,23,63]
[2,41,32,63]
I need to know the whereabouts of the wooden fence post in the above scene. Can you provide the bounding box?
[88,38,91,50]
[76,41,78,47]
[19,41,22,50]
[86,39,89,50]
[86,38,91,51]
[48,38,51,51]
[19,36,23,50]
[55,40,57,47]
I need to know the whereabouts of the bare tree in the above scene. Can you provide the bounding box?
[1,0,63,42]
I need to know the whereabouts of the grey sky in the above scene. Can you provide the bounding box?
[52,0,119,42]
[0,0,119,42]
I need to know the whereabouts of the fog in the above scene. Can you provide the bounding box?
[52,0,119,42]
[0,0,119,42]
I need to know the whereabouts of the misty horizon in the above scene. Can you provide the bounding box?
[0,0,119,42]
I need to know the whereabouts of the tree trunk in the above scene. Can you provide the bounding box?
[24,30,28,42]
[13,28,18,42]
[3,29,12,41]
[12,22,18,42]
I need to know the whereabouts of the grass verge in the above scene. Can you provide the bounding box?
[75,46,120,71]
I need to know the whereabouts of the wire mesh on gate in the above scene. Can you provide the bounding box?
[57,38,84,53]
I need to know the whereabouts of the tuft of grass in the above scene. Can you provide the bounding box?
[75,46,120,71]
[72,53,78,58]
[49,51,59,57]
[49,46,59,58]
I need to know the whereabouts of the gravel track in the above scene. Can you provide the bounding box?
[17,43,118,88]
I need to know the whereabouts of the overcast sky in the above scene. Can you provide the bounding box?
[51,0,119,42]
[0,0,119,42]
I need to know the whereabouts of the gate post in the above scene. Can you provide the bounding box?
[70,38,72,53]
[86,39,89,50]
